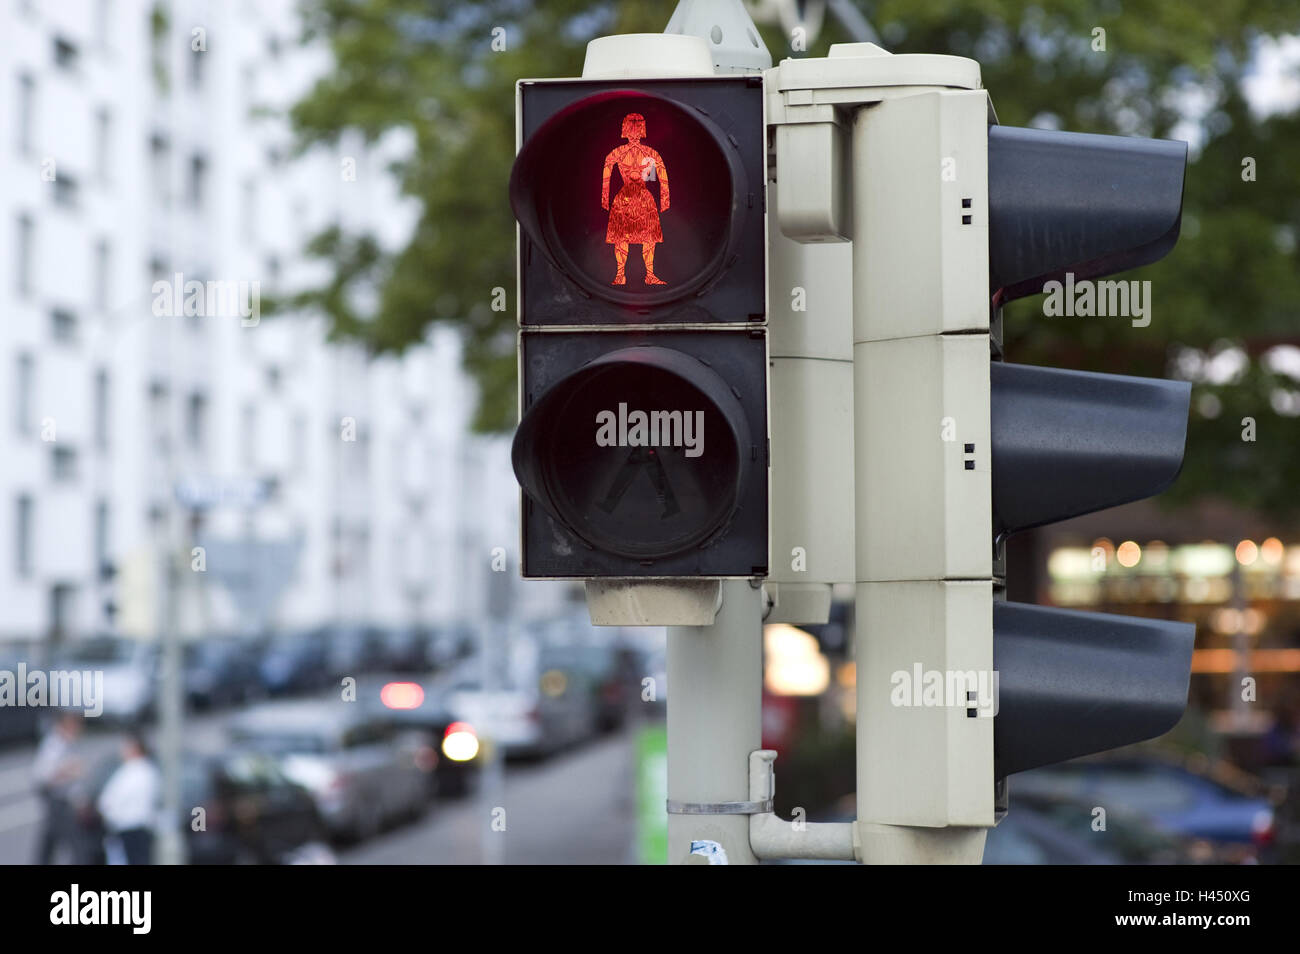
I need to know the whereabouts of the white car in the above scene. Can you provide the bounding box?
[229,701,435,840]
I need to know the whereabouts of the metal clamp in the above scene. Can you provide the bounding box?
[666,799,774,815]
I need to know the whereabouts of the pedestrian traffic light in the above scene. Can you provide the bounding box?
[509,76,768,578]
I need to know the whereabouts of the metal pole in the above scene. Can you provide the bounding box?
[666,579,763,865]
[154,18,186,866]
[479,615,507,866]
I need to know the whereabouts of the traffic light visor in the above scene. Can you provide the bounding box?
[988,125,1187,303]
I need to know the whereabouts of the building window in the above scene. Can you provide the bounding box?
[94,239,111,310]
[95,108,112,181]
[241,179,256,242]
[241,403,257,469]
[15,354,34,436]
[93,368,110,450]
[52,173,80,209]
[94,499,110,578]
[188,46,204,89]
[95,0,114,52]
[15,495,34,577]
[15,215,34,296]
[149,380,170,452]
[292,412,307,474]
[51,446,79,482]
[186,392,206,451]
[187,153,207,208]
[51,309,78,343]
[16,74,35,156]
[149,133,170,207]
[53,37,80,71]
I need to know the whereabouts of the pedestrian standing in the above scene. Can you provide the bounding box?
[96,732,161,865]
[32,712,85,864]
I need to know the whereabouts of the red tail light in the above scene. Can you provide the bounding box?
[1251,809,1275,847]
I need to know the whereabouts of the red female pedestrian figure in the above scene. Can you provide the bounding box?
[601,112,670,285]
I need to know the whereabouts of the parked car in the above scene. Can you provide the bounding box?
[1013,757,1275,857]
[258,631,331,696]
[55,636,158,723]
[362,681,482,798]
[985,791,1247,865]
[326,625,388,678]
[76,749,334,864]
[229,701,434,840]
[0,642,43,746]
[445,638,599,760]
[425,624,476,670]
[184,637,264,709]
[578,643,639,733]
[378,626,430,673]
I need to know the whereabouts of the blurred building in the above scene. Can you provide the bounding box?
[0,0,568,645]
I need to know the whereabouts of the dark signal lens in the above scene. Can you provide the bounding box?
[514,347,750,560]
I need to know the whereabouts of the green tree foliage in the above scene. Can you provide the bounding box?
[286,0,1300,512]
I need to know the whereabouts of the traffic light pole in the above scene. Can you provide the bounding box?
[666,580,764,865]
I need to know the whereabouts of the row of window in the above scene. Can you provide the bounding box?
[11,354,322,474]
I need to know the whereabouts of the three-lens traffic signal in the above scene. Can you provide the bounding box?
[986,124,1196,779]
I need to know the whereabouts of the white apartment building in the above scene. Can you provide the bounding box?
[0,0,571,645]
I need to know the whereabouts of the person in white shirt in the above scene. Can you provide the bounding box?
[96,732,161,865]
[32,712,85,864]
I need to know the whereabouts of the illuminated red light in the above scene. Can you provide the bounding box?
[602,112,670,286]
[380,682,425,710]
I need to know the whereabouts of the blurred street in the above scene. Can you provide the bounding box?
[340,730,636,865]
[0,683,642,865]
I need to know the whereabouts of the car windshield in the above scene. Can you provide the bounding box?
[233,730,331,755]
[58,639,137,664]
[185,643,229,663]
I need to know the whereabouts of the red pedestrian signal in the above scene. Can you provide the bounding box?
[602,112,671,286]
[510,77,768,578]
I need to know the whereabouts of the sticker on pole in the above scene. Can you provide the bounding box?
[688,840,728,865]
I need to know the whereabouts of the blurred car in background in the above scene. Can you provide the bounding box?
[577,643,638,733]
[1013,757,1275,859]
[76,748,334,864]
[378,626,430,673]
[259,630,331,696]
[445,637,598,760]
[363,681,482,798]
[326,624,388,679]
[55,635,158,724]
[0,642,43,746]
[426,623,476,670]
[229,701,433,840]
[184,636,264,709]
[984,791,1245,864]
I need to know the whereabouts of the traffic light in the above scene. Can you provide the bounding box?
[848,77,1196,840]
[986,124,1196,780]
[509,76,768,578]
